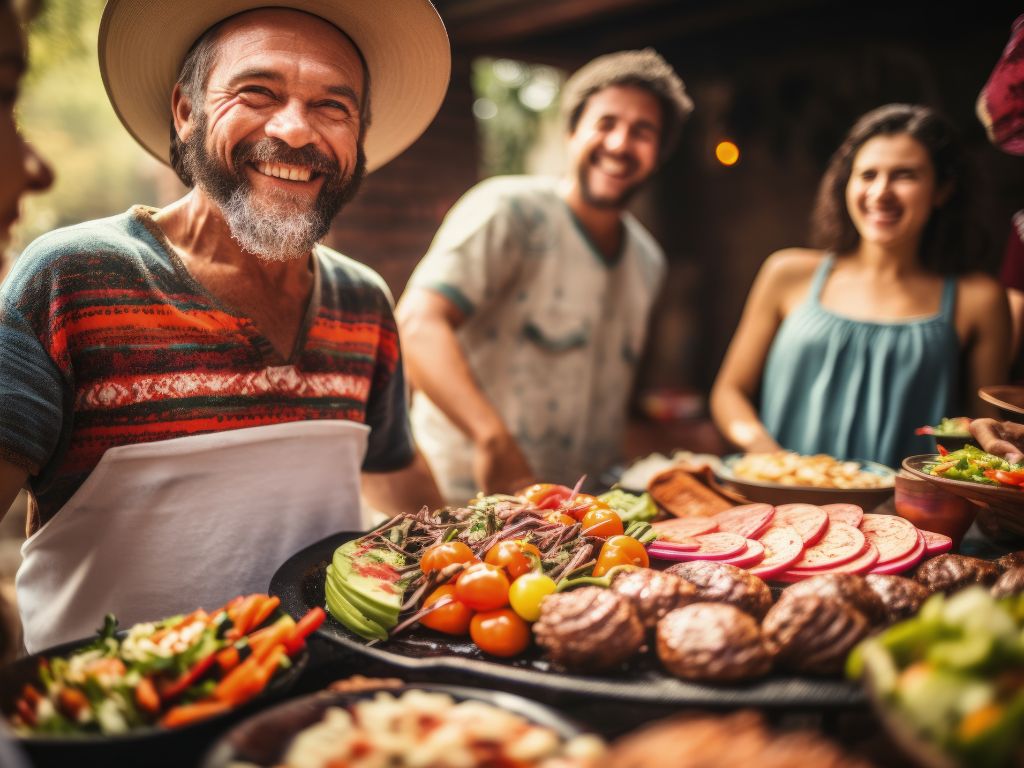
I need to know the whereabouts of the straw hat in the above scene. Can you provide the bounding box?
[98,0,451,172]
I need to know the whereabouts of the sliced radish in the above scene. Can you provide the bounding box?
[820,503,864,528]
[648,545,703,562]
[869,531,926,575]
[646,537,699,552]
[713,503,775,539]
[648,531,748,562]
[919,529,953,555]
[777,542,880,581]
[651,517,718,544]
[774,504,829,545]
[860,513,920,565]
[718,539,765,568]
[788,522,866,570]
[748,524,804,579]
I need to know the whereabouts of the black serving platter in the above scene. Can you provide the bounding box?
[200,682,587,767]
[0,622,308,768]
[270,531,866,710]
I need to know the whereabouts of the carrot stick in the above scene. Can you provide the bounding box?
[135,677,161,714]
[226,595,262,640]
[160,700,232,728]
[284,607,326,655]
[249,617,295,661]
[248,595,281,631]
[212,654,262,706]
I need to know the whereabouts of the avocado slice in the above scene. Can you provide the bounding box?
[333,572,400,629]
[325,565,388,641]
[331,540,406,618]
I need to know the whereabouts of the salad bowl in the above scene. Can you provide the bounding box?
[902,455,1024,544]
[0,613,309,768]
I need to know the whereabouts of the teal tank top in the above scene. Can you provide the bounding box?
[760,255,959,469]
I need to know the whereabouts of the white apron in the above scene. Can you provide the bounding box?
[17,420,369,653]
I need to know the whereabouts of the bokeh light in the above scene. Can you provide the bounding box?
[715,140,740,166]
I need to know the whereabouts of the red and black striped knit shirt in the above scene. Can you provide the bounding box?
[0,207,413,530]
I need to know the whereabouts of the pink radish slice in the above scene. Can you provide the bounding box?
[869,531,926,575]
[747,524,804,579]
[860,513,920,565]
[717,539,765,568]
[648,546,705,562]
[778,542,880,581]
[652,517,718,544]
[773,504,829,545]
[788,522,866,570]
[713,504,775,539]
[648,531,748,562]
[646,537,699,552]
[820,503,864,528]
[919,529,953,555]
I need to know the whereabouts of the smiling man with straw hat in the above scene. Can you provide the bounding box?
[0,0,449,653]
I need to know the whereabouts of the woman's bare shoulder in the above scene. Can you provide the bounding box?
[758,248,826,284]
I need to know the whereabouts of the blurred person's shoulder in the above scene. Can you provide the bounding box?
[456,174,559,214]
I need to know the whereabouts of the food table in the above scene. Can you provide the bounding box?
[3,432,1024,768]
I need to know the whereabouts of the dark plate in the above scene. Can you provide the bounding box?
[270,531,865,709]
[713,453,895,511]
[903,454,1024,543]
[200,682,586,767]
[0,622,308,768]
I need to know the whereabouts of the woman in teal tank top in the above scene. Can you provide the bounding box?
[711,104,1011,470]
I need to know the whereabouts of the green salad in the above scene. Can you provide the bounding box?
[916,417,973,437]
[849,588,1024,768]
[926,446,1022,486]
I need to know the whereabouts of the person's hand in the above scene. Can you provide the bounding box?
[473,431,536,495]
[969,418,1024,463]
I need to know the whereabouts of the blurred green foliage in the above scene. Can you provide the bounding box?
[472,57,564,177]
[12,0,172,254]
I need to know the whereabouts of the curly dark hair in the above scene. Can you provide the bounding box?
[810,103,984,275]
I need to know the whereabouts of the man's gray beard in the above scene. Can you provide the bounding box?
[181,113,365,262]
[218,185,328,263]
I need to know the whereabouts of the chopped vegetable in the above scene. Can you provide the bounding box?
[9,595,317,736]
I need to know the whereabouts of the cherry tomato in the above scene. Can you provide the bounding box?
[593,535,649,577]
[580,507,624,538]
[561,493,611,522]
[518,483,574,510]
[454,563,510,611]
[485,540,542,579]
[419,585,473,636]
[508,572,557,622]
[470,608,531,657]
[420,541,477,574]
[545,511,577,526]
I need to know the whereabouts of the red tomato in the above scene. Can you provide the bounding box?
[593,535,649,577]
[580,508,624,538]
[484,540,542,579]
[419,585,473,635]
[985,469,1024,486]
[561,493,611,522]
[454,563,510,611]
[470,609,531,657]
[519,483,574,510]
[420,542,477,574]
[544,511,577,526]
